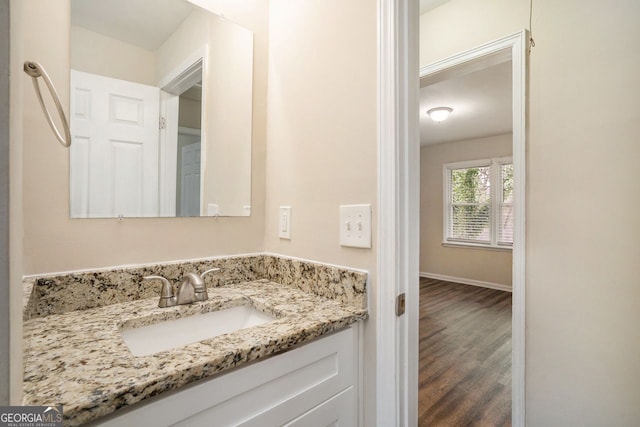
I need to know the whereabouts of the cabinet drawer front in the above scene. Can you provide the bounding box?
[283,387,354,427]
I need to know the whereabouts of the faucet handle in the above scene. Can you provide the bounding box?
[189,268,221,302]
[143,276,177,308]
[200,268,222,290]
[201,267,221,278]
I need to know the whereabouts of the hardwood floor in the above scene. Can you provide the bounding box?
[419,277,512,427]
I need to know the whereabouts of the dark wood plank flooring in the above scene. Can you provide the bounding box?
[419,277,512,427]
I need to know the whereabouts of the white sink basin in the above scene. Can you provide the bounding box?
[120,305,276,356]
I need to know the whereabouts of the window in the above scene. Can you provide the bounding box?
[444,157,513,248]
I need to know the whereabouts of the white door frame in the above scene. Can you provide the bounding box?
[377,14,527,424]
[372,0,526,426]
[418,31,527,426]
[159,91,179,217]
[376,0,419,425]
[158,46,208,217]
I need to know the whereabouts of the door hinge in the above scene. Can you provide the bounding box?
[396,293,406,317]
[159,116,166,130]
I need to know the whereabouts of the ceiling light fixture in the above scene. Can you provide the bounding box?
[427,107,453,122]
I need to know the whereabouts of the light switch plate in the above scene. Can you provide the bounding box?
[340,204,371,248]
[279,206,291,239]
[207,203,220,217]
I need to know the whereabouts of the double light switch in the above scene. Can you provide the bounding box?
[339,204,372,248]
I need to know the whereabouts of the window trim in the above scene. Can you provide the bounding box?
[497,160,514,245]
[443,157,513,249]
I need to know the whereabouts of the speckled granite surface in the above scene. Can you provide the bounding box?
[264,255,368,309]
[23,255,266,319]
[23,280,367,426]
[24,254,368,319]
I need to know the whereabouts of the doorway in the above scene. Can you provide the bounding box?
[158,52,205,217]
[417,32,526,425]
[418,53,514,424]
[177,131,201,217]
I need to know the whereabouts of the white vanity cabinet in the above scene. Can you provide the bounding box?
[93,324,362,427]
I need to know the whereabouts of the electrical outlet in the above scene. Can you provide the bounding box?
[340,204,371,248]
[279,206,291,239]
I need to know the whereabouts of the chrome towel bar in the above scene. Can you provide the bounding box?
[23,60,71,147]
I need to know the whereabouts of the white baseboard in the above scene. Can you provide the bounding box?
[419,272,512,293]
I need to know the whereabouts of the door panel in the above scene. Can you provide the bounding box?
[70,70,160,217]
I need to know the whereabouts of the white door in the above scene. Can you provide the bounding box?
[179,141,201,217]
[70,70,160,218]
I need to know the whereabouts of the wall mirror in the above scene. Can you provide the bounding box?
[69,0,253,218]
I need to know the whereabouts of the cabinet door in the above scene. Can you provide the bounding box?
[283,387,354,427]
[180,328,355,426]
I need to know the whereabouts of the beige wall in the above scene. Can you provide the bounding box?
[201,17,253,216]
[178,96,201,130]
[420,134,512,287]
[421,1,640,424]
[265,0,377,270]
[1,0,11,404]
[70,26,156,86]
[154,9,208,84]
[18,0,268,275]
[265,0,377,422]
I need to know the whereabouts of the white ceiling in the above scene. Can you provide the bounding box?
[419,0,451,14]
[71,0,194,51]
[420,61,512,146]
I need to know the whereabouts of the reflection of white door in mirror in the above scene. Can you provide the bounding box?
[70,70,160,218]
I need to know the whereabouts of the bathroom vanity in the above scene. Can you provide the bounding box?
[22,255,368,426]
[95,321,360,426]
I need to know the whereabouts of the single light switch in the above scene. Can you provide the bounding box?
[279,206,291,239]
[207,203,220,217]
[340,204,371,248]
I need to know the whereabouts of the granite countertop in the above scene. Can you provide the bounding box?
[22,280,368,426]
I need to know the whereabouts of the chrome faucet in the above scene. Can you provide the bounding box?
[143,268,221,308]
